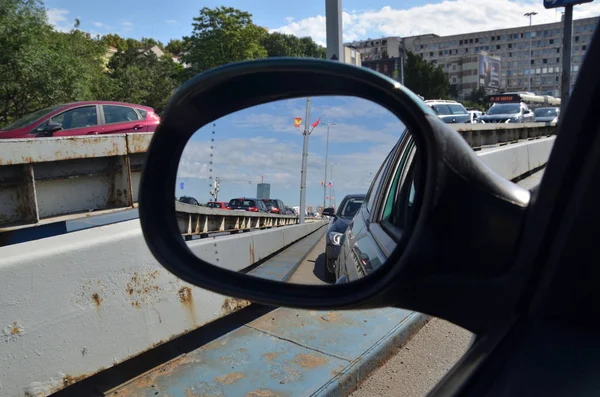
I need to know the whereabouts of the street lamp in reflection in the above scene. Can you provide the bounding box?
[320,122,336,210]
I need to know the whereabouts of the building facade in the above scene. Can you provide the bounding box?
[256,183,270,199]
[348,17,598,98]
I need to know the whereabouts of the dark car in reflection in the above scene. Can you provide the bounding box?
[534,107,559,123]
[179,196,200,206]
[228,198,269,212]
[334,129,419,284]
[262,198,287,214]
[322,194,366,281]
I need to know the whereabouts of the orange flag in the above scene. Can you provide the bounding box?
[294,118,302,128]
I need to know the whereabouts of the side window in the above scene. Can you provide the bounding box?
[136,108,148,119]
[382,139,415,223]
[103,105,141,124]
[364,146,395,214]
[51,106,98,130]
[448,104,468,115]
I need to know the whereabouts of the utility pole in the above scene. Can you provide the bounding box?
[299,98,311,224]
[329,162,337,207]
[320,122,335,209]
[326,0,344,62]
[561,5,573,116]
[524,12,537,93]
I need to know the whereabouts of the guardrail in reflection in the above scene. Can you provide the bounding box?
[176,201,299,238]
[454,122,557,150]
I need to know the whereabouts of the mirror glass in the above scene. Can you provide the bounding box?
[175,96,418,285]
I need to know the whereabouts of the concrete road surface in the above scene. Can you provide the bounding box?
[287,234,328,285]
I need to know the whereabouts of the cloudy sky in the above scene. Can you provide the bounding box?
[176,96,405,208]
[45,0,600,43]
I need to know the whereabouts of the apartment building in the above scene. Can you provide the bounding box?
[348,17,598,99]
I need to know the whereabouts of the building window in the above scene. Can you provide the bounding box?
[491,36,495,41]
[557,47,560,53]
[509,52,512,57]
[531,59,535,65]
[459,40,463,45]
[469,39,473,44]
[508,43,512,49]
[543,58,547,64]
[475,38,479,43]
[453,65,457,71]
[497,35,501,41]
[439,50,442,55]
[430,52,433,56]
[583,45,587,51]
[575,36,579,42]
[557,57,560,63]
[496,44,501,50]
[549,39,554,45]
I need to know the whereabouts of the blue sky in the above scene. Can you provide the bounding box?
[45,0,600,46]
[176,96,405,209]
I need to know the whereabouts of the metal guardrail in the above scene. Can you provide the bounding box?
[176,201,299,237]
[454,122,557,149]
[0,124,557,231]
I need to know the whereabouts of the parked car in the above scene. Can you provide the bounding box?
[206,201,231,210]
[228,198,269,212]
[179,196,200,206]
[262,199,286,214]
[479,102,535,123]
[534,107,560,123]
[322,194,366,282]
[0,101,160,139]
[424,100,472,124]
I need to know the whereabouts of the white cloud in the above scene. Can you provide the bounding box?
[122,21,133,27]
[272,0,600,46]
[92,21,111,29]
[46,8,71,32]
[166,19,178,24]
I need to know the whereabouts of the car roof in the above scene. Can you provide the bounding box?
[60,101,155,111]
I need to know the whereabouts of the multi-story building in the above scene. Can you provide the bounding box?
[349,17,598,99]
[256,183,270,199]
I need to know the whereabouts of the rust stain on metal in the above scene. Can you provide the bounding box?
[92,293,102,307]
[62,374,88,387]
[293,353,328,369]
[221,298,251,315]
[245,388,280,397]
[261,352,278,361]
[178,286,197,326]
[126,271,161,308]
[319,312,338,323]
[184,388,201,397]
[215,372,245,385]
[249,241,255,264]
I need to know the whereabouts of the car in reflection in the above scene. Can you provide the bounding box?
[534,107,560,123]
[206,201,231,210]
[322,194,366,282]
[262,199,287,214]
[228,198,269,212]
[334,129,418,284]
[179,196,200,206]
[0,101,160,139]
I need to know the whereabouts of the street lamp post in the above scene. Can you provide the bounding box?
[329,161,337,207]
[524,12,537,93]
[320,122,335,209]
[299,97,312,224]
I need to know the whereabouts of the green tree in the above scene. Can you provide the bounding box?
[182,6,268,74]
[403,51,449,99]
[140,37,164,50]
[261,32,325,58]
[101,33,128,51]
[165,39,185,56]
[0,0,106,127]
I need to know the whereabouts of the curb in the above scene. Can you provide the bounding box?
[316,312,431,397]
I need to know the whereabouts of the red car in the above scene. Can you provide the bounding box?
[0,101,160,139]
[206,201,231,210]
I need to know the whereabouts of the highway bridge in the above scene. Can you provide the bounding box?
[0,123,555,397]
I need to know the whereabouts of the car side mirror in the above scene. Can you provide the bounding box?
[139,58,532,334]
[322,208,335,217]
[37,122,62,137]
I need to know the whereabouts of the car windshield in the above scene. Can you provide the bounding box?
[448,104,467,115]
[230,199,254,207]
[339,197,365,219]
[535,108,558,117]
[1,105,62,130]
[431,104,452,115]
[487,104,521,115]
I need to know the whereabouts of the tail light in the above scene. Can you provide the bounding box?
[248,207,259,212]
[272,207,280,213]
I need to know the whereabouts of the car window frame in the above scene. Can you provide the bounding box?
[101,104,143,125]
[48,105,100,131]
[364,136,402,215]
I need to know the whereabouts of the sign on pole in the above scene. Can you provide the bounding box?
[543,0,592,8]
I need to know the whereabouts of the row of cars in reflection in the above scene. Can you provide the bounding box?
[179,196,296,215]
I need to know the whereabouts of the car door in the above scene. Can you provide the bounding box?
[50,105,102,137]
[100,105,146,134]
[336,131,414,282]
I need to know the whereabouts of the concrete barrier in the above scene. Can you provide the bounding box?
[0,219,325,397]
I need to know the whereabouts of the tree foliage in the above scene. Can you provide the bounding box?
[165,39,184,56]
[182,7,268,74]
[261,32,326,58]
[404,51,449,99]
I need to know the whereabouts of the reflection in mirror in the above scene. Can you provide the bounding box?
[175,96,417,285]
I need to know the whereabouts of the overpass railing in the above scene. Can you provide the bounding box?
[0,123,556,232]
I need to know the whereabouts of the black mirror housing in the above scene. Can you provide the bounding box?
[139,58,532,334]
[322,208,335,217]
